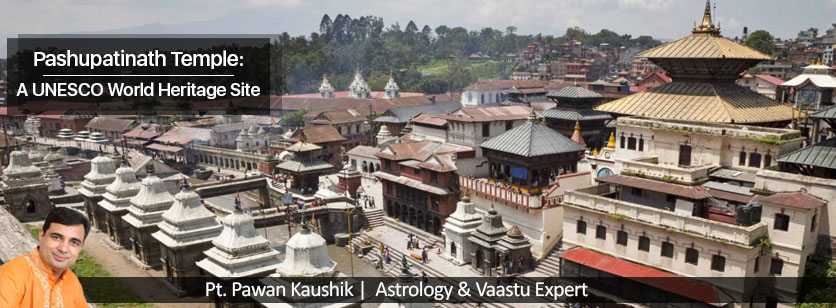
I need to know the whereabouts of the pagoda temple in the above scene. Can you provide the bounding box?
[541,85,611,148]
[152,180,222,296]
[98,156,141,250]
[78,153,117,230]
[1,150,50,221]
[467,206,507,276]
[596,0,793,126]
[122,165,175,269]
[275,141,333,195]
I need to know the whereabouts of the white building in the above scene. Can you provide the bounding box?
[736,73,785,99]
[442,194,482,265]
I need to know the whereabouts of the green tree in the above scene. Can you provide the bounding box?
[281,109,309,128]
[744,30,776,55]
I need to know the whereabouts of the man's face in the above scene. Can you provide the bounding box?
[38,222,85,275]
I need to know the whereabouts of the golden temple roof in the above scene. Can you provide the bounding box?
[595,82,793,124]
[637,0,771,60]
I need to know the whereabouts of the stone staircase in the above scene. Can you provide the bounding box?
[360,208,384,229]
[351,233,521,308]
[382,216,442,248]
[533,240,566,277]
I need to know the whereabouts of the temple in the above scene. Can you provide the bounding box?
[1,150,50,221]
[98,156,141,250]
[596,0,794,126]
[78,154,117,230]
[122,165,175,269]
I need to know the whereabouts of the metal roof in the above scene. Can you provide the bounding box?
[561,248,730,305]
[377,101,461,123]
[595,82,794,124]
[782,74,836,88]
[374,171,452,195]
[755,192,826,210]
[540,108,612,121]
[480,120,586,157]
[276,158,333,173]
[777,138,836,170]
[546,86,603,99]
[637,33,771,60]
[810,105,836,120]
[596,174,706,200]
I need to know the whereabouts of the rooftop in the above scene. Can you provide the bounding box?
[439,105,531,122]
[616,116,801,141]
[480,112,586,157]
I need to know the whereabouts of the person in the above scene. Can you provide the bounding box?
[414,237,420,249]
[421,270,428,283]
[0,207,90,307]
[406,234,413,250]
[421,247,428,264]
[384,248,391,265]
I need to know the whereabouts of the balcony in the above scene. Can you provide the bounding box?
[619,156,715,185]
[564,185,767,247]
[458,176,543,210]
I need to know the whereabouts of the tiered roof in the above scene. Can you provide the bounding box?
[122,167,175,229]
[78,154,116,197]
[152,181,222,249]
[196,205,280,278]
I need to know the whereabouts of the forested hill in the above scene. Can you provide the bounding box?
[272,14,662,95]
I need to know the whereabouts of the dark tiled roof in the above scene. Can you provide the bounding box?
[297,125,345,144]
[756,192,826,210]
[541,108,612,121]
[546,86,603,99]
[480,120,586,157]
[777,137,836,169]
[440,105,531,122]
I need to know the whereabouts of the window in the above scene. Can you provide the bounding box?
[638,139,644,151]
[661,242,674,258]
[430,171,438,183]
[764,154,772,167]
[739,152,747,166]
[506,121,513,131]
[638,236,650,252]
[617,230,628,246]
[685,248,699,265]
[481,94,485,104]
[577,220,587,234]
[413,167,420,175]
[811,213,818,232]
[770,258,783,275]
[620,136,626,149]
[468,93,472,101]
[749,153,762,168]
[496,93,500,102]
[384,160,390,170]
[399,165,405,171]
[711,255,726,272]
[356,124,361,134]
[627,137,637,150]
[774,213,790,231]
[337,126,343,135]
[754,256,760,273]
[631,187,642,197]
[596,225,606,239]
[482,123,490,137]
[666,194,677,204]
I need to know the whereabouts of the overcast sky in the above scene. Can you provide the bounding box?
[2,0,836,54]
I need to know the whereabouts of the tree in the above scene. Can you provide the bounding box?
[506,26,517,35]
[319,14,333,42]
[744,30,776,55]
[281,109,309,128]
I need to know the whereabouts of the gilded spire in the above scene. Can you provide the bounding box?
[606,132,616,149]
[527,106,537,123]
[570,121,586,147]
[693,0,719,35]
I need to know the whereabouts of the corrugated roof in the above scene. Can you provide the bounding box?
[754,74,785,86]
[561,248,728,305]
[85,116,134,132]
[777,138,836,169]
[596,175,706,200]
[637,33,772,60]
[440,105,531,122]
[810,105,836,120]
[346,145,380,159]
[412,114,448,127]
[540,108,612,121]
[463,80,548,91]
[276,158,333,173]
[155,127,211,145]
[285,142,321,152]
[374,171,452,195]
[547,86,603,99]
[146,143,184,153]
[379,101,461,123]
[595,82,794,124]
[480,120,586,157]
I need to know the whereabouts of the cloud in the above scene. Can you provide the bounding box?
[617,0,680,11]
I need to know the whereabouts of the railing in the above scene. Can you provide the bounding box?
[564,188,767,247]
[458,176,542,209]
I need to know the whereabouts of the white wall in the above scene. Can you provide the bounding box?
[469,194,562,259]
[461,90,502,106]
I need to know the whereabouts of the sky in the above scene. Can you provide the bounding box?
[2,0,836,57]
